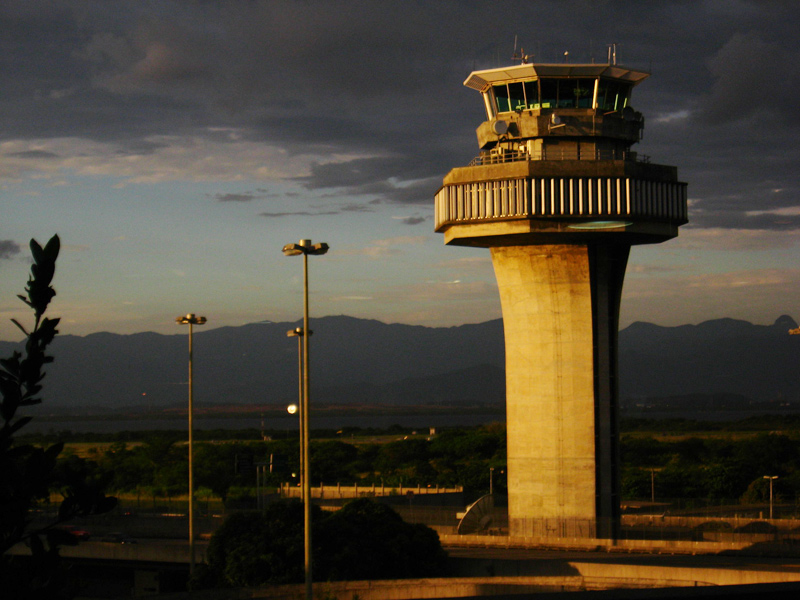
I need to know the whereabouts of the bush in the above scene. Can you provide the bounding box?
[199,498,446,589]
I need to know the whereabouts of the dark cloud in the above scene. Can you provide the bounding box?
[6,149,59,159]
[1,1,799,230]
[259,210,339,219]
[688,212,800,232]
[696,32,799,125]
[213,192,257,203]
[0,240,21,259]
[299,156,446,205]
[339,204,374,213]
[401,216,426,226]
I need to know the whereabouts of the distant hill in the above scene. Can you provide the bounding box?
[618,315,800,404]
[0,316,506,411]
[2,314,800,413]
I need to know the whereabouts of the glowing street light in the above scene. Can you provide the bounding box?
[175,313,206,578]
[282,239,328,600]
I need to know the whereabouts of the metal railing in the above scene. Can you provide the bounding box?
[468,148,649,167]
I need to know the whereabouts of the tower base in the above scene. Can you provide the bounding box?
[491,243,627,540]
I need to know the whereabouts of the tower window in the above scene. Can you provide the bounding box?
[524,81,539,108]
[508,82,526,111]
[493,84,512,113]
[540,79,558,109]
[492,77,633,113]
[597,80,632,112]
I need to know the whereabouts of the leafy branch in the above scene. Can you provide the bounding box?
[1,235,116,598]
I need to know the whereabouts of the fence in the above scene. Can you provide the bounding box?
[279,482,463,500]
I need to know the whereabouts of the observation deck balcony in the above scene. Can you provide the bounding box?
[435,155,687,247]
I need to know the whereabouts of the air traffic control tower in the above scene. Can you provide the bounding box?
[435,60,687,539]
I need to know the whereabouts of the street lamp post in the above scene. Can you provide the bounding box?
[650,469,656,504]
[176,313,207,579]
[764,475,779,520]
[489,467,494,496]
[282,239,328,600]
[287,327,311,502]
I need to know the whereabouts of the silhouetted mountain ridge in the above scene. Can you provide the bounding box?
[619,315,800,404]
[2,314,800,412]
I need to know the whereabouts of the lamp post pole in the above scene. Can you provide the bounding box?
[287,327,311,501]
[764,475,778,520]
[651,469,656,504]
[282,239,328,600]
[176,313,206,579]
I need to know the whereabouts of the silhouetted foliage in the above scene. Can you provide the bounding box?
[317,498,447,581]
[0,236,117,599]
[620,432,800,504]
[198,498,446,589]
[203,501,311,587]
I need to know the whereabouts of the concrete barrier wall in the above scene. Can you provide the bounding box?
[437,532,755,555]
[623,514,800,531]
[280,483,463,499]
[569,562,800,587]
[161,572,800,600]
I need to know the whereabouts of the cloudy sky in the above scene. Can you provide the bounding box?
[2,0,800,340]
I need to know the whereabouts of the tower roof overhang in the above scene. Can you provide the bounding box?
[464,63,650,92]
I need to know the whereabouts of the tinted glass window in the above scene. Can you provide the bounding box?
[493,84,511,112]
[540,79,558,108]
[508,82,526,110]
[524,81,539,108]
[571,79,594,108]
[598,80,631,111]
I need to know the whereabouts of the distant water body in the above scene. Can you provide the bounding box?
[24,412,505,434]
[23,408,798,435]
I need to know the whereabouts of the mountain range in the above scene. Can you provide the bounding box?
[1,314,799,414]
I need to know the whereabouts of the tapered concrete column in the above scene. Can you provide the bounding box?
[491,243,628,539]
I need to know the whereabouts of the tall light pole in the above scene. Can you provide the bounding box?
[287,327,311,502]
[651,469,656,504]
[176,313,207,578]
[282,239,328,600]
[764,475,779,520]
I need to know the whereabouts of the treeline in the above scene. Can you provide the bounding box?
[36,418,800,508]
[623,432,800,505]
[51,424,508,503]
[621,414,800,433]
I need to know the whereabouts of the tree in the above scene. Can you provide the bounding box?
[310,440,359,483]
[317,498,447,581]
[198,498,447,589]
[0,235,116,599]
[202,501,309,587]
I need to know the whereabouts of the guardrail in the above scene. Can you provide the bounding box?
[468,149,649,166]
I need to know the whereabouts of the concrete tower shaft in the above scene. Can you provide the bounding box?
[435,61,687,539]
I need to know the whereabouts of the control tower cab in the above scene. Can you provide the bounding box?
[436,62,686,246]
[435,61,687,540]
